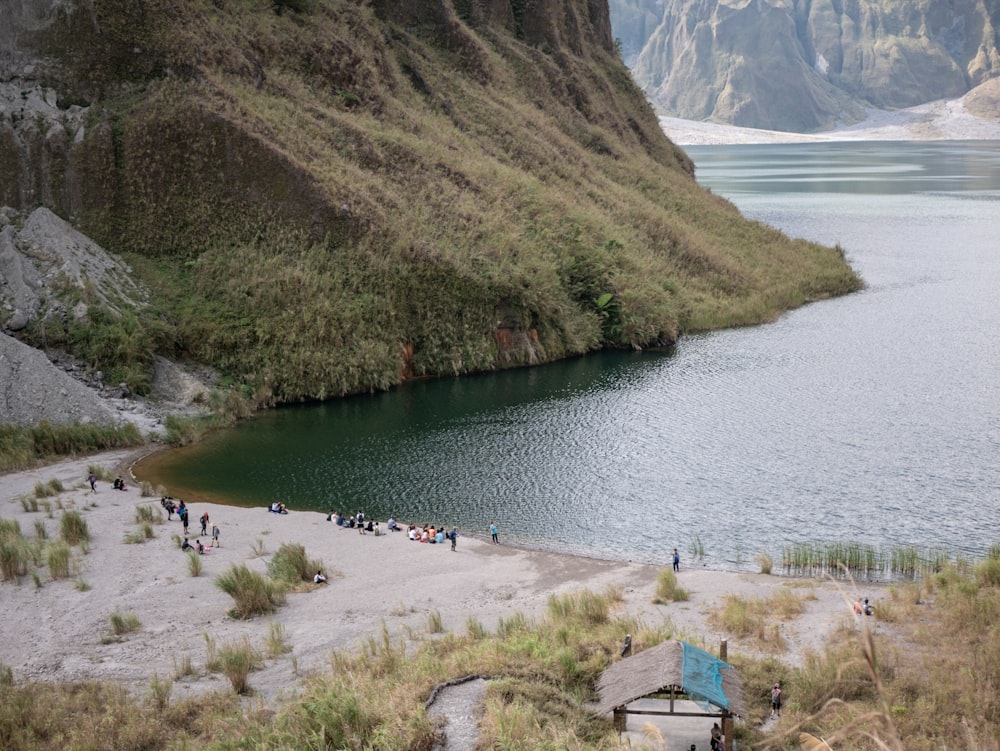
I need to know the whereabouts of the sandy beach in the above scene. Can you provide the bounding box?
[0,448,875,715]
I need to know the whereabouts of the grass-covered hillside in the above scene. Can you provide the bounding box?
[21,0,859,403]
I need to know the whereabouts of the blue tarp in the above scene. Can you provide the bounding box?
[680,641,730,710]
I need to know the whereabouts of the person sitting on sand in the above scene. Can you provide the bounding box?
[181,537,194,552]
[196,539,205,554]
[387,518,399,531]
[314,570,327,584]
[113,477,126,491]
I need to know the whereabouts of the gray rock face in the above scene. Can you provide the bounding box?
[0,206,146,331]
[1,0,91,216]
[612,0,1000,132]
[0,330,120,426]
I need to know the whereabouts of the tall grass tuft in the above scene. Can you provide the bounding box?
[216,564,285,618]
[60,510,90,546]
[653,568,688,603]
[757,552,773,574]
[265,622,292,658]
[976,556,1000,587]
[427,610,444,633]
[0,520,30,582]
[267,542,321,586]
[47,540,72,579]
[135,505,160,524]
[187,550,203,577]
[208,637,262,695]
[466,616,488,640]
[110,610,142,635]
[147,672,172,711]
[547,589,611,627]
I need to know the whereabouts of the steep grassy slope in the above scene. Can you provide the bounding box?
[15,0,858,402]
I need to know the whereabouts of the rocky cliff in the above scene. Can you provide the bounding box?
[613,0,1000,132]
[0,0,859,411]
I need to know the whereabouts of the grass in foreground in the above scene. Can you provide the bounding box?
[1,551,999,749]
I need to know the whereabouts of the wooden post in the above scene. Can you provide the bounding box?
[613,706,626,733]
[722,713,734,751]
[720,640,732,750]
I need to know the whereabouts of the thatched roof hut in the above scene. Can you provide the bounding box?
[592,639,745,717]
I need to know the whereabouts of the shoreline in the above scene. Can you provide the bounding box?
[660,96,1000,145]
[1,448,876,709]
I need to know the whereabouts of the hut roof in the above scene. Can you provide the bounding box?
[592,639,745,717]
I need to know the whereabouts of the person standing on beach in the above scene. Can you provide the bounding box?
[490,521,499,544]
[88,473,97,493]
[450,528,458,551]
[200,511,209,536]
[211,523,220,547]
[770,682,782,718]
[672,548,680,572]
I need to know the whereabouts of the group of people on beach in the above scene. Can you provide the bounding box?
[325,509,465,550]
[164,496,219,554]
[328,510,379,533]
[407,523,459,550]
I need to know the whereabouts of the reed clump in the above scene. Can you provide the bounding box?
[653,568,689,603]
[216,564,286,618]
[206,637,263,695]
[59,511,90,546]
[109,610,142,636]
[781,541,953,581]
[267,542,323,587]
[0,422,144,474]
[46,540,72,580]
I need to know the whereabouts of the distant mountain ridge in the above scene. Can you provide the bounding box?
[611,0,1000,132]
